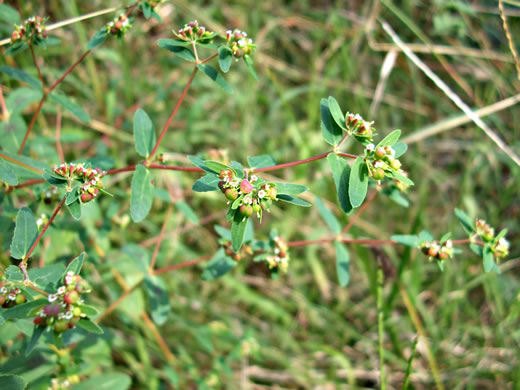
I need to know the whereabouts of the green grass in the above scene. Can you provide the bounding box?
[1,0,520,388]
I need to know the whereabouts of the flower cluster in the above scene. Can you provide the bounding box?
[47,376,80,390]
[53,162,106,203]
[345,112,375,143]
[36,213,48,230]
[364,143,403,181]
[0,281,26,308]
[106,13,132,36]
[221,240,253,261]
[175,20,215,43]
[475,219,509,259]
[33,272,91,333]
[265,235,290,273]
[224,29,255,58]
[218,169,277,221]
[10,16,48,45]
[420,239,454,262]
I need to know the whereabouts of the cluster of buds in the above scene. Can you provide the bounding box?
[36,213,48,230]
[10,16,47,45]
[221,240,253,261]
[33,272,91,333]
[345,112,375,142]
[217,170,277,221]
[176,20,215,43]
[364,143,403,181]
[420,240,454,262]
[106,13,132,36]
[265,236,290,272]
[475,219,510,259]
[47,376,80,390]
[225,29,255,58]
[53,162,106,203]
[0,281,26,308]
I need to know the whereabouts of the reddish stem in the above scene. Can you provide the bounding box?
[106,163,203,175]
[252,151,358,173]
[342,190,377,234]
[47,50,91,93]
[0,87,9,119]
[18,97,45,154]
[20,196,66,278]
[149,66,199,160]
[11,179,46,189]
[30,45,46,88]
[0,152,43,174]
[153,255,212,275]
[287,238,397,247]
[200,53,218,64]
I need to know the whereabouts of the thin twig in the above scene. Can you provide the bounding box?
[0,152,43,174]
[499,0,520,80]
[30,45,46,88]
[342,190,377,234]
[153,255,212,275]
[0,88,8,120]
[149,205,172,271]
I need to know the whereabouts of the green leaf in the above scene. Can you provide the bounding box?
[0,66,42,90]
[197,64,233,94]
[482,243,496,273]
[176,201,199,224]
[320,98,343,147]
[0,116,26,153]
[205,160,231,173]
[78,304,99,317]
[315,197,341,234]
[71,373,131,390]
[25,326,45,356]
[454,208,474,235]
[0,4,21,24]
[327,96,346,129]
[277,194,312,207]
[66,186,80,205]
[157,39,195,62]
[10,207,38,260]
[49,93,91,123]
[348,157,368,208]
[122,244,150,272]
[63,252,85,280]
[202,249,236,280]
[382,185,410,207]
[231,212,248,252]
[87,29,108,50]
[5,265,23,282]
[328,154,352,214]
[67,199,82,220]
[376,129,401,148]
[418,230,433,243]
[391,234,419,247]
[392,142,408,158]
[1,300,47,320]
[192,174,220,192]
[144,275,171,325]
[4,42,28,56]
[141,3,152,19]
[130,165,154,222]
[390,170,414,186]
[133,109,156,157]
[218,46,233,73]
[29,264,65,290]
[0,160,18,185]
[273,182,308,195]
[248,154,276,169]
[188,155,217,173]
[76,318,104,334]
[0,374,27,390]
[335,241,350,287]
[244,55,258,80]
[6,88,43,117]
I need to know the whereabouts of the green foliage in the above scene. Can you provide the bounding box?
[130,165,154,222]
[348,157,368,208]
[10,208,38,260]
[133,109,156,158]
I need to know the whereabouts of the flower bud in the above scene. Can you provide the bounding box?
[240,179,253,194]
[268,186,277,200]
[54,320,69,333]
[375,147,386,159]
[372,168,385,181]
[390,159,401,170]
[64,291,79,305]
[218,181,226,192]
[252,203,262,215]
[34,317,46,326]
[44,304,62,317]
[224,188,239,201]
[72,307,82,317]
[219,169,228,179]
[438,252,449,260]
[80,192,94,203]
[428,247,438,258]
[15,294,26,305]
[239,205,253,217]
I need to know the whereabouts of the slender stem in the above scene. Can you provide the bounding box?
[18,97,45,154]
[337,152,358,159]
[499,0,520,81]
[96,280,143,323]
[47,50,91,93]
[56,110,64,163]
[106,163,203,175]
[23,196,66,263]
[377,267,386,390]
[287,238,397,247]
[149,205,172,271]
[0,152,43,174]
[342,190,377,234]
[8,179,46,192]
[26,283,50,297]
[200,53,218,64]
[149,66,199,160]
[141,312,176,362]
[337,133,349,149]
[0,87,9,120]
[30,45,46,88]
[153,255,212,275]
[251,150,358,173]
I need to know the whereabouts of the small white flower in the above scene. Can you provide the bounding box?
[374,161,384,168]
[58,313,64,320]
[238,39,246,46]
[8,294,16,301]
[498,237,510,248]
[37,218,43,227]
[243,197,253,205]
[57,286,66,295]
[0,287,7,294]
[366,143,375,152]
[64,311,73,320]
[257,190,266,199]
[250,175,258,182]
[48,294,58,303]
[264,184,270,190]
[445,240,453,248]
[226,30,232,35]
[354,114,363,121]
[387,147,395,156]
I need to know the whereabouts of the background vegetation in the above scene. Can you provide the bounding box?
[1,0,519,388]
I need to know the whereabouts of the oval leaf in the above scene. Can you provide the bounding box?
[10,207,38,260]
[348,157,368,208]
[133,109,156,158]
[335,241,350,287]
[197,64,233,94]
[130,165,154,222]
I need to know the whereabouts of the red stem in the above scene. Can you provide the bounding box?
[252,151,357,173]
[287,238,397,247]
[47,50,91,94]
[22,195,66,270]
[342,190,377,234]
[153,255,212,275]
[18,97,45,154]
[30,45,46,88]
[0,152,42,174]
[149,66,199,160]
[106,163,203,175]
[0,88,8,119]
